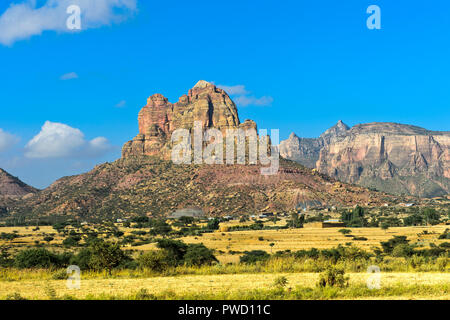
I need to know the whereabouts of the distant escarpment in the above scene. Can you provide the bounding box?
[280,121,450,197]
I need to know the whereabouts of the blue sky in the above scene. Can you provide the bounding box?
[0,0,449,188]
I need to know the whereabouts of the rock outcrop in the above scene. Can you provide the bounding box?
[280,122,450,197]
[122,80,257,159]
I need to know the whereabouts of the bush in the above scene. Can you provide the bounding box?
[89,241,130,274]
[184,244,218,266]
[240,250,270,264]
[137,250,171,272]
[317,266,349,288]
[14,248,71,269]
[273,276,288,288]
[156,239,188,266]
[381,236,409,254]
[62,236,81,247]
[392,244,415,257]
[70,248,93,270]
[52,269,68,280]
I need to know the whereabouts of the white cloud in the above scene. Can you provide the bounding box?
[0,129,20,152]
[60,72,78,80]
[0,0,137,46]
[217,83,273,107]
[25,121,113,159]
[234,95,274,107]
[217,84,249,96]
[115,100,126,108]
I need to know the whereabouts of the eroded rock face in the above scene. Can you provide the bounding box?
[281,122,450,197]
[122,80,251,159]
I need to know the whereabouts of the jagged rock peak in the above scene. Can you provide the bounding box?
[193,80,214,89]
[122,81,257,159]
[320,120,350,139]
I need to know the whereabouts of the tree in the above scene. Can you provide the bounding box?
[14,248,71,269]
[381,236,409,254]
[422,208,440,225]
[338,229,352,235]
[43,236,54,243]
[288,212,304,228]
[156,239,188,266]
[179,216,195,226]
[62,235,81,247]
[150,220,172,236]
[269,242,275,253]
[89,241,128,275]
[184,244,218,266]
[206,218,220,231]
[70,248,93,270]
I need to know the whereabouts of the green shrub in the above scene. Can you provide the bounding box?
[273,276,288,288]
[14,248,71,269]
[317,266,349,288]
[240,250,270,264]
[70,248,93,270]
[184,244,218,266]
[89,241,130,274]
[137,250,171,272]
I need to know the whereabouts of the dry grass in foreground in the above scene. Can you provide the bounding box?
[1,272,449,300]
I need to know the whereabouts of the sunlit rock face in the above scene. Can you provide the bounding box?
[281,122,450,197]
[122,80,255,159]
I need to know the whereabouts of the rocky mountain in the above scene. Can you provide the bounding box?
[122,80,257,159]
[0,169,37,198]
[280,121,450,198]
[6,82,404,219]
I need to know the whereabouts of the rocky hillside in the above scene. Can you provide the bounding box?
[280,122,450,197]
[0,169,37,198]
[10,156,400,219]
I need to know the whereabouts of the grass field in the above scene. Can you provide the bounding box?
[132,225,448,263]
[1,272,448,300]
[1,223,448,300]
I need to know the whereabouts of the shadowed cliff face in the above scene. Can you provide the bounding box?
[122,80,256,159]
[280,122,450,198]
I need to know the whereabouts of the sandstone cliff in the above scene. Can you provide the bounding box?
[280,122,450,197]
[122,80,257,159]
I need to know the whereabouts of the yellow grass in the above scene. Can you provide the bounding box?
[1,272,448,300]
[132,225,448,263]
